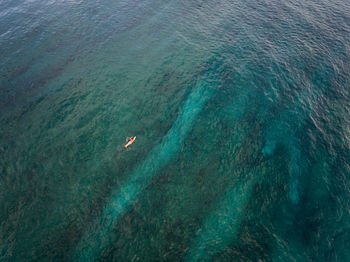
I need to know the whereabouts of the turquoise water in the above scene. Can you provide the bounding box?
[1,0,350,261]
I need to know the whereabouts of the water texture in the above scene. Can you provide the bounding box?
[1,0,350,261]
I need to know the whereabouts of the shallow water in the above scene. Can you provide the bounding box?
[1,0,350,261]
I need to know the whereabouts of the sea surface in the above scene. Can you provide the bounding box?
[1,0,350,261]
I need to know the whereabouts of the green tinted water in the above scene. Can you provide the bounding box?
[1,0,350,261]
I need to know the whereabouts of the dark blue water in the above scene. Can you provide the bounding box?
[1,0,350,261]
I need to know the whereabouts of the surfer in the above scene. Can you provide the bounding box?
[124,136,136,148]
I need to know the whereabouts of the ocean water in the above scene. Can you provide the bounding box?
[1,0,350,261]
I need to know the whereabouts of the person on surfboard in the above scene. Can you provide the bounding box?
[125,136,136,148]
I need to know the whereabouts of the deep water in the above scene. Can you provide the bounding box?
[1,0,350,261]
